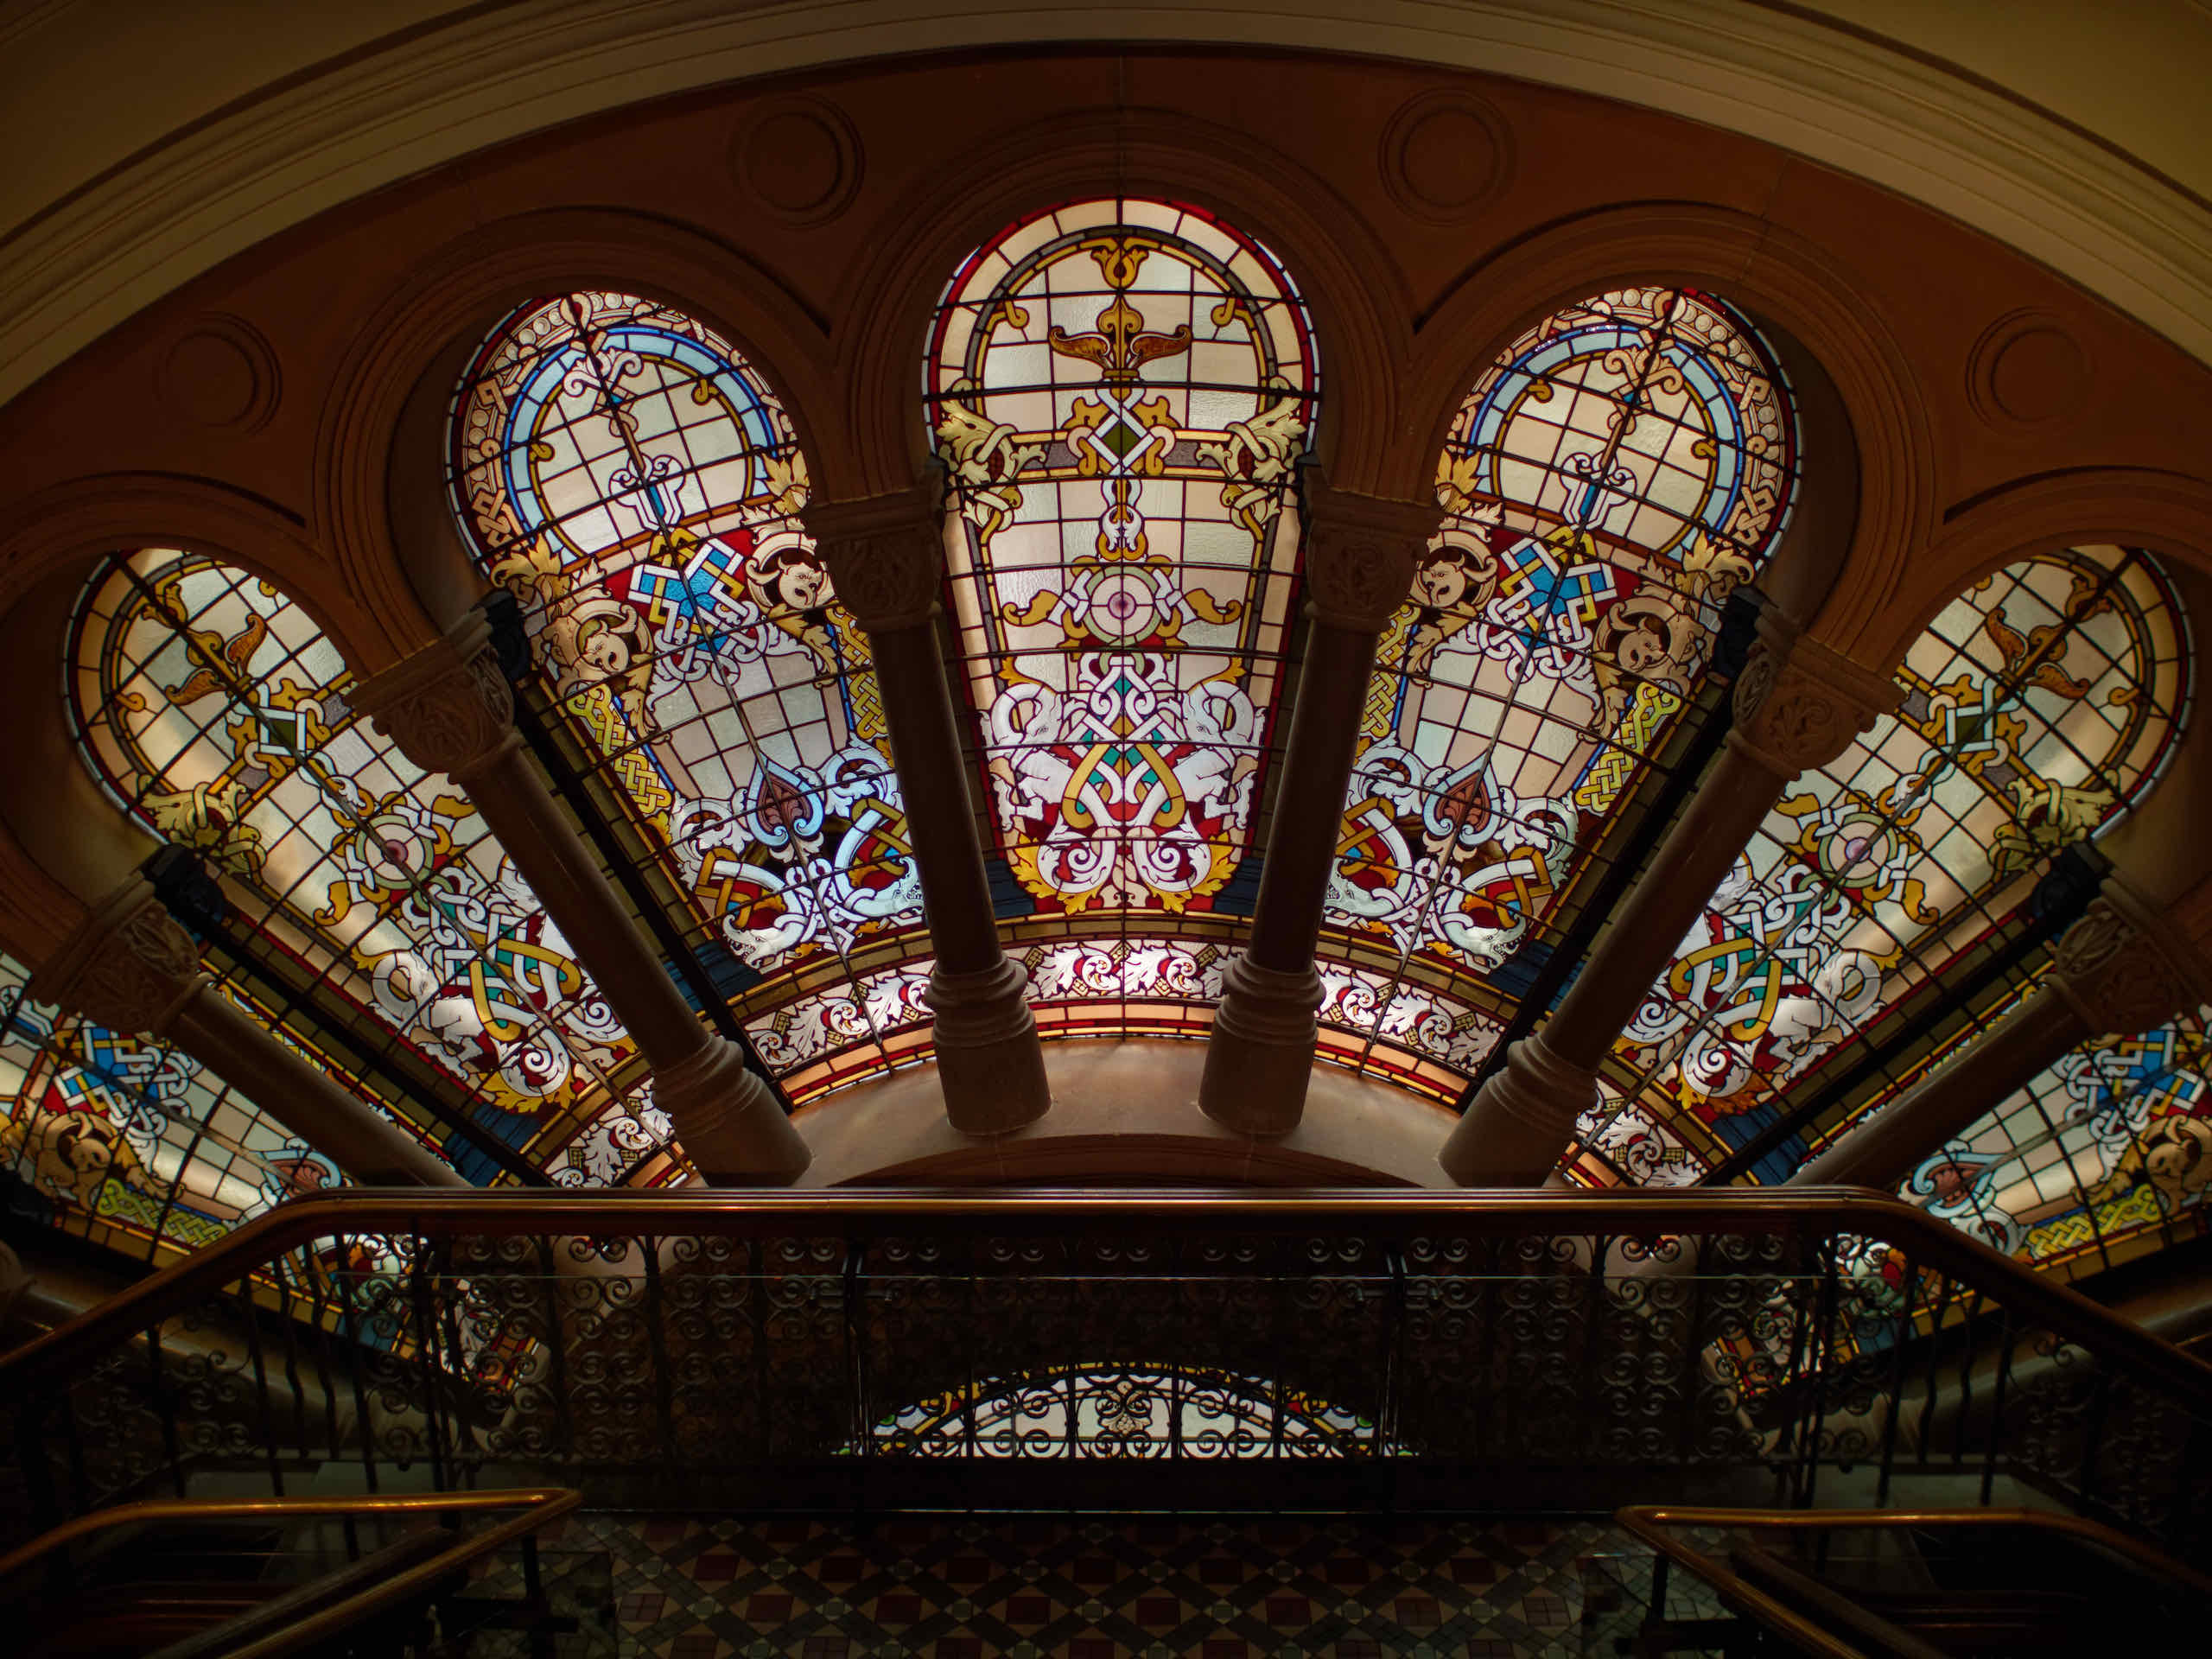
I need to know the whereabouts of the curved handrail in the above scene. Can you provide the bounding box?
[5,1185,2209,1408]
[1614,1503,2212,1651]
[0,1487,582,1659]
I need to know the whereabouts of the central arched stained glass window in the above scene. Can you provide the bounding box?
[929,197,1318,920]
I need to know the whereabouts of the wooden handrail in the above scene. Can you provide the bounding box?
[5,1185,2209,1410]
[0,1486,581,1659]
[1614,1503,2212,1650]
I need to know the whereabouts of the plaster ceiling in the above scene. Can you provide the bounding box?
[1,1,2209,401]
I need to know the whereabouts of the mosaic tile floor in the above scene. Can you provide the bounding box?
[461,1511,1716,1658]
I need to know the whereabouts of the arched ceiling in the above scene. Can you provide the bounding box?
[1,1,2209,410]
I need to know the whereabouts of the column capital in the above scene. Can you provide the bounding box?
[1726,611,1897,779]
[1300,474,1444,633]
[2051,880,2210,1036]
[801,481,945,632]
[353,608,522,783]
[30,875,207,1036]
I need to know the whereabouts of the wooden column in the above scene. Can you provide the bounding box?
[1440,611,1896,1184]
[355,612,810,1182]
[1198,479,1441,1135]
[804,484,1051,1135]
[1792,880,2209,1190]
[31,876,463,1187]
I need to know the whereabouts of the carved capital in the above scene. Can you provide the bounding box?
[1726,612,1897,778]
[1300,477,1443,633]
[30,876,207,1035]
[802,484,945,632]
[353,609,521,782]
[2052,882,2209,1036]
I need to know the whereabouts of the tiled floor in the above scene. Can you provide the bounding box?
[462,1511,1703,1658]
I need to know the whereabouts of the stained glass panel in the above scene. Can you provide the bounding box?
[0,953,354,1262]
[1602,546,2189,1166]
[452,290,921,1033]
[1905,1005,2212,1280]
[929,198,1317,920]
[67,550,640,1166]
[1325,289,1792,1070]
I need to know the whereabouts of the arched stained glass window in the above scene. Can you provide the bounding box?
[0,952,353,1263]
[1597,546,2190,1178]
[928,197,1317,923]
[876,1363,1374,1458]
[1905,1002,2212,1281]
[1320,288,1796,1090]
[452,291,922,1095]
[67,550,664,1179]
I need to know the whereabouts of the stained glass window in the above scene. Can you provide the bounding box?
[0,951,352,1263]
[1596,546,2189,1178]
[452,291,922,1095]
[876,1363,1374,1458]
[930,199,1316,922]
[1905,1004,2212,1281]
[67,550,664,1179]
[1321,288,1795,1090]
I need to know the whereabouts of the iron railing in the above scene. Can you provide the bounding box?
[3,1188,2207,1549]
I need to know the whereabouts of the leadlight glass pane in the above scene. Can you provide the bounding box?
[1600,546,2189,1174]
[1319,287,1795,1093]
[1904,1004,2212,1281]
[452,290,920,1092]
[67,550,658,1176]
[0,952,353,1263]
[929,198,1317,920]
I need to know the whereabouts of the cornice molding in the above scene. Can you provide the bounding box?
[1,2,2209,415]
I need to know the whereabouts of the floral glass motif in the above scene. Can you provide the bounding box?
[1905,1005,2212,1280]
[1606,547,2188,1150]
[452,291,921,1008]
[929,198,1317,918]
[68,551,639,1144]
[1326,289,1793,1003]
[748,938,1498,1107]
[0,953,354,1263]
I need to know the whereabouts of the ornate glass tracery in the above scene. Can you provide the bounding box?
[67,550,663,1175]
[453,290,921,1090]
[1599,547,2189,1174]
[929,198,1317,921]
[877,1363,1373,1458]
[1319,287,1795,1088]
[1905,1003,2212,1280]
[0,953,353,1262]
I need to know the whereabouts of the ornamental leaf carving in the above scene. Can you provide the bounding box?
[2053,895,2198,1036]
[373,648,518,779]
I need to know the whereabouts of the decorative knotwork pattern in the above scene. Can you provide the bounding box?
[2053,893,2202,1036]
[371,645,519,780]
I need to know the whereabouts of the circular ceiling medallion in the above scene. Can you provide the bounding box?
[731,99,861,225]
[156,314,280,434]
[1967,309,2091,431]
[1381,91,1514,224]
